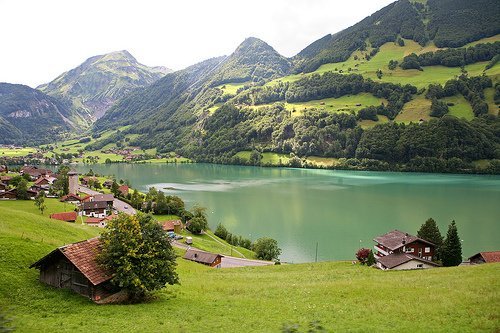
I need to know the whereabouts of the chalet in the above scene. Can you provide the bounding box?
[0,176,12,185]
[0,182,7,192]
[161,220,183,234]
[21,166,53,180]
[85,215,116,228]
[373,230,436,262]
[50,211,78,223]
[81,201,108,218]
[91,194,114,207]
[60,193,82,204]
[376,253,441,270]
[29,238,123,303]
[80,176,98,186]
[103,180,113,189]
[468,251,500,264]
[118,185,129,197]
[33,175,57,190]
[0,189,17,200]
[183,249,223,268]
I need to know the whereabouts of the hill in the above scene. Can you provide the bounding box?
[1,201,499,332]
[0,83,74,145]
[38,50,171,125]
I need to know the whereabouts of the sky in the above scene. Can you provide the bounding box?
[0,0,395,87]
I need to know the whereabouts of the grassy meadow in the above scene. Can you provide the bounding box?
[0,147,36,157]
[0,202,499,332]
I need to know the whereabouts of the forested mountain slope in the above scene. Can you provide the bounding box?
[0,83,73,145]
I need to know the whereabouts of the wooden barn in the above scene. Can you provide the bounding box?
[30,238,122,303]
[183,249,223,268]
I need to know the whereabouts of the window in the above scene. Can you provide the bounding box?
[405,247,413,253]
[417,264,423,268]
[425,247,431,253]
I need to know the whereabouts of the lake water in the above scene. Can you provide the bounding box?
[74,163,500,263]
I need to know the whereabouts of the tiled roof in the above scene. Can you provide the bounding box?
[469,251,500,263]
[374,230,434,251]
[50,211,77,222]
[86,217,103,224]
[377,253,440,269]
[31,238,112,285]
[161,220,182,231]
[183,249,222,265]
[60,194,82,202]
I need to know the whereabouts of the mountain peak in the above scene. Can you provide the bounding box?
[234,37,276,55]
[99,50,137,63]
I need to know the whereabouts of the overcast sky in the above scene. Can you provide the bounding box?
[0,0,394,87]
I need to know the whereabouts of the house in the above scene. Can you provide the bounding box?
[91,194,114,207]
[0,176,12,185]
[468,251,500,264]
[50,211,78,223]
[29,238,123,303]
[0,165,7,173]
[80,176,98,186]
[0,182,7,193]
[20,166,52,180]
[103,180,113,189]
[118,185,129,197]
[33,175,57,190]
[183,249,223,268]
[81,201,108,218]
[373,230,436,262]
[376,253,441,270]
[85,215,116,228]
[0,189,17,200]
[161,220,183,234]
[60,193,82,204]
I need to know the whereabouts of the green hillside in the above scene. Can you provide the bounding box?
[1,202,499,332]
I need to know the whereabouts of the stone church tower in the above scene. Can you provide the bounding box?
[68,170,79,195]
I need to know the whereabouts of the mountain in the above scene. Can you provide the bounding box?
[38,50,171,124]
[0,83,73,145]
[293,0,500,73]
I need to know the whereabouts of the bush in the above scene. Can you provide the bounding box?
[253,237,281,261]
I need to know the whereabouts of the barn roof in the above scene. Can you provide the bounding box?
[183,249,222,265]
[50,211,78,222]
[468,251,500,263]
[82,201,108,210]
[161,220,182,231]
[30,238,112,285]
[377,253,440,269]
[374,230,435,251]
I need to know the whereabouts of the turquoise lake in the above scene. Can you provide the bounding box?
[75,163,500,263]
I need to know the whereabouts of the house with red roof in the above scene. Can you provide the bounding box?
[161,220,183,234]
[85,215,117,228]
[118,185,129,197]
[30,238,124,303]
[60,193,82,204]
[468,251,500,264]
[50,211,78,222]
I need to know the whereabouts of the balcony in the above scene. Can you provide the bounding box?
[374,245,389,256]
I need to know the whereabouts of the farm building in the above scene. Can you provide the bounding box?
[468,251,500,264]
[183,249,223,268]
[161,220,183,234]
[85,215,116,228]
[118,185,129,196]
[60,193,82,204]
[30,238,122,303]
[376,253,440,270]
[50,211,78,223]
[21,166,53,180]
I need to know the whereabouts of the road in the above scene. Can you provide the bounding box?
[78,186,136,215]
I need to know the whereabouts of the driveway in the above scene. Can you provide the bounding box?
[79,186,136,215]
[220,256,275,268]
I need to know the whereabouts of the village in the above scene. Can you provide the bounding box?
[1,164,498,305]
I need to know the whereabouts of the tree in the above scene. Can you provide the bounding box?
[186,216,207,234]
[111,180,120,197]
[98,214,179,301]
[34,191,47,215]
[417,218,443,261]
[214,224,228,240]
[253,237,281,261]
[16,179,29,200]
[366,250,376,266]
[441,220,462,267]
[356,248,374,265]
[52,165,69,196]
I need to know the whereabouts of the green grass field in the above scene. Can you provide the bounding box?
[216,82,250,95]
[442,95,474,120]
[0,147,36,157]
[1,202,499,332]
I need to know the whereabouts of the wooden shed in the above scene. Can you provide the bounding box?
[183,249,223,267]
[30,238,122,303]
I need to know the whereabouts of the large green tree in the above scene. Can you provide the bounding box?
[441,220,463,267]
[16,179,29,200]
[34,191,47,215]
[417,218,443,261]
[98,214,179,301]
[253,237,281,261]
